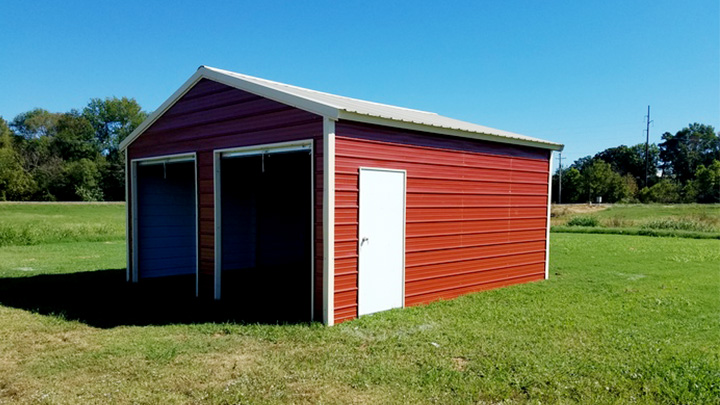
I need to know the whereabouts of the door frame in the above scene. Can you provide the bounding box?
[357,167,407,314]
[213,139,315,321]
[129,152,199,295]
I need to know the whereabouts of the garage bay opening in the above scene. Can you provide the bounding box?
[217,144,313,322]
[133,157,198,296]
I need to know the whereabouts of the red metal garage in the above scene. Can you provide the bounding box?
[120,66,563,325]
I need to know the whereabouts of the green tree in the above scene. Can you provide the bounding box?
[594,143,660,187]
[583,160,630,203]
[570,155,595,173]
[51,111,100,161]
[0,118,36,200]
[659,123,720,184]
[82,97,146,155]
[10,108,62,139]
[685,160,720,203]
[64,158,103,201]
[82,97,146,200]
[553,167,585,203]
[638,179,682,203]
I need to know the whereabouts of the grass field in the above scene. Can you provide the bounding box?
[0,203,125,247]
[0,204,718,404]
[552,204,720,239]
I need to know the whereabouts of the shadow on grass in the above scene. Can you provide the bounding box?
[0,269,312,328]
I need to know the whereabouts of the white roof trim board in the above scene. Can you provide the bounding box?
[119,66,564,151]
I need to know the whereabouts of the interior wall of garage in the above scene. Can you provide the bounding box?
[126,79,325,319]
[333,121,551,324]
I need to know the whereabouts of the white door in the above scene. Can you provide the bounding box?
[358,168,406,316]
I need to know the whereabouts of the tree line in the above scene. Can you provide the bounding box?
[0,98,146,201]
[0,99,718,203]
[554,123,720,203]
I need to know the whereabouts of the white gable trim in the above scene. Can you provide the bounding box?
[120,66,564,152]
[336,111,564,151]
[119,67,339,151]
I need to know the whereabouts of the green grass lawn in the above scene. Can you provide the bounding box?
[0,204,718,404]
[553,204,720,239]
[0,203,125,246]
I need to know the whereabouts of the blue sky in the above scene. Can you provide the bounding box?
[1,1,717,169]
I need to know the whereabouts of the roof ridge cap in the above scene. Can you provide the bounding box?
[202,66,439,116]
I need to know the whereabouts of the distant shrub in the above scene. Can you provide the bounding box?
[567,216,599,227]
[602,217,634,228]
[640,218,717,233]
[638,180,682,203]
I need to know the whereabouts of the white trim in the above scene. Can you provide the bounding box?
[213,152,222,300]
[323,118,336,326]
[215,140,312,157]
[309,143,315,321]
[119,68,338,152]
[357,167,407,310]
[130,160,138,283]
[119,67,564,153]
[131,152,196,163]
[125,152,130,282]
[194,157,199,297]
[337,111,564,151]
[544,152,554,280]
[137,156,195,165]
[213,139,316,317]
[119,71,204,151]
[201,68,340,119]
[130,153,199,289]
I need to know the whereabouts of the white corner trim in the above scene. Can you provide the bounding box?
[130,160,139,283]
[544,152,554,280]
[193,153,199,298]
[323,117,336,326]
[125,152,130,282]
[213,151,222,300]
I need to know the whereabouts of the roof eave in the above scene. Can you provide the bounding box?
[336,110,565,151]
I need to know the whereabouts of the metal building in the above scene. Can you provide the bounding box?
[120,66,564,325]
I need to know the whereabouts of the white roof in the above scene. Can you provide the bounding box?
[120,66,563,151]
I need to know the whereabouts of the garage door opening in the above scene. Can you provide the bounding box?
[132,156,198,296]
[215,142,313,322]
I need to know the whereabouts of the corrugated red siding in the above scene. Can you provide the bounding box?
[126,79,325,319]
[333,122,550,324]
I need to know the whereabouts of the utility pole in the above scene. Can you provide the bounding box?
[644,105,652,188]
[557,152,565,204]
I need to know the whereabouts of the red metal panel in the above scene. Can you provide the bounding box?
[127,79,325,319]
[406,252,547,281]
[333,130,550,324]
[405,271,545,307]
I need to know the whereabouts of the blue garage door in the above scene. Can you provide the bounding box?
[137,160,196,278]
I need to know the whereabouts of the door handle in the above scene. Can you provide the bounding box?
[360,237,369,246]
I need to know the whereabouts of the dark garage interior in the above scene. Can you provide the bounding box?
[219,150,313,321]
